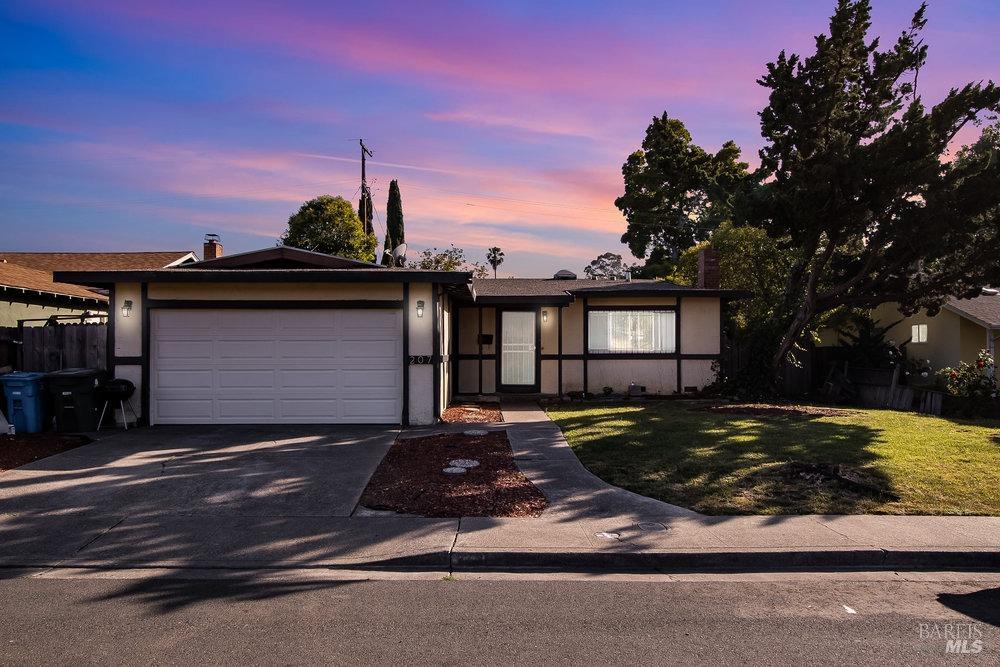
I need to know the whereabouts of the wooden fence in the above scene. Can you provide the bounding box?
[0,324,107,373]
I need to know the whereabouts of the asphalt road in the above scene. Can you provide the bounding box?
[0,569,997,665]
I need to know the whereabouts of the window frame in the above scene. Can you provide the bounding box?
[911,323,928,344]
[585,306,677,356]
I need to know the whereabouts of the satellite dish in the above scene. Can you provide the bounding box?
[390,243,407,266]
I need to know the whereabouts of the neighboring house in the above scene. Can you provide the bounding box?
[56,242,740,426]
[819,291,1000,370]
[0,251,197,327]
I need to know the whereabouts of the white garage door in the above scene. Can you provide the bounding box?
[150,309,402,424]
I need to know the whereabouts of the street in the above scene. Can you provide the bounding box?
[0,569,997,665]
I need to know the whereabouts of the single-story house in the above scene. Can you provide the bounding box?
[0,250,196,327]
[819,292,1000,370]
[56,240,740,426]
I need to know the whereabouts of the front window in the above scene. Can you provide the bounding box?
[587,309,675,354]
[911,323,928,344]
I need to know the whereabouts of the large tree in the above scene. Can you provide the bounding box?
[416,245,490,278]
[615,113,748,268]
[280,195,377,262]
[749,0,1000,372]
[583,252,634,280]
[617,0,1000,384]
[382,179,405,266]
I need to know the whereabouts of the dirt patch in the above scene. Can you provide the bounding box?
[748,461,899,503]
[699,403,854,419]
[441,402,503,424]
[0,433,87,473]
[360,431,546,517]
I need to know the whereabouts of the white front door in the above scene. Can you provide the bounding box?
[500,311,536,388]
[150,308,402,424]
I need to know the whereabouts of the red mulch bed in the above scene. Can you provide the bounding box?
[0,433,87,473]
[360,431,546,517]
[699,403,854,419]
[441,402,503,424]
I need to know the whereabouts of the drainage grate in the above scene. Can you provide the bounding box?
[636,522,667,532]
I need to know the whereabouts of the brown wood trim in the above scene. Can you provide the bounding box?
[144,299,403,309]
[676,296,683,394]
[112,356,143,365]
[140,283,150,426]
[402,283,410,426]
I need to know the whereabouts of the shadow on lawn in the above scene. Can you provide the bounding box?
[553,403,894,515]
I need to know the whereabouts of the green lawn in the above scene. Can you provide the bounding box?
[546,401,1000,515]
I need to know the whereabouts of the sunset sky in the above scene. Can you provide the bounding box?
[2,1,998,276]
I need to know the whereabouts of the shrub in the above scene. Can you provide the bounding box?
[938,350,1000,418]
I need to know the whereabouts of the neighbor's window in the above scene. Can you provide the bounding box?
[911,323,928,343]
[587,309,675,354]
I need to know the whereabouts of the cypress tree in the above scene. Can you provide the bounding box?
[382,179,405,265]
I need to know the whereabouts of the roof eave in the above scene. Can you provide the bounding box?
[54,269,473,287]
[943,302,999,329]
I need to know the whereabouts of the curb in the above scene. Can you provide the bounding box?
[6,548,996,574]
[449,548,1000,572]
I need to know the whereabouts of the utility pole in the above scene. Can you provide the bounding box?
[359,139,374,236]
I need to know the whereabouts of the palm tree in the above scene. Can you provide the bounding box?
[486,247,505,279]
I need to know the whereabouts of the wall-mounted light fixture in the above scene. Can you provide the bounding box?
[416,300,425,318]
[121,299,133,318]
[542,310,548,323]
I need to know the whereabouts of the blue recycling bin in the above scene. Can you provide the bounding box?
[1,372,47,434]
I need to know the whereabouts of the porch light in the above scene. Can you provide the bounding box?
[416,300,425,318]
[121,299,133,318]
[542,310,548,323]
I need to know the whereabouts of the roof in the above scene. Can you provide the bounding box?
[184,245,378,270]
[0,251,197,272]
[55,268,473,286]
[945,292,1000,328]
[470,278,746,303]
[0,261,107,302]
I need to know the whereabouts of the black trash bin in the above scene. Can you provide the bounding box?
[45,368,104,432]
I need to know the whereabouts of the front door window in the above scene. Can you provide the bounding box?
[501,311,536,387]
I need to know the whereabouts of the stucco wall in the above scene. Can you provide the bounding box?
[680,297,720,355]
[114,283,142,358]
[406,282,434,424]
[870,303,965,369]
[587,359,677,395]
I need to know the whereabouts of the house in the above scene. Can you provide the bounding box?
[56,239,740,426]
[0,250,196,327]
[819,292,1000,371]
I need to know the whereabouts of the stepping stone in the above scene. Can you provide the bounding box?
[449,458,480,469]
[442,467,467,475]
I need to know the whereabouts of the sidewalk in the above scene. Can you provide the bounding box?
[447,401,1000,571]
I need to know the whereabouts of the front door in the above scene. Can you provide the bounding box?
[499,310,538,391]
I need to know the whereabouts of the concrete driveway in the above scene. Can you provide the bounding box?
[0,426,459,568]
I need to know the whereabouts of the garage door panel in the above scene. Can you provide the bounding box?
[218,399,277,419]
[217,369,276,389]
[343,310,399,329]
[151,308,401,424]
[216,310,276,330]
[155,369,213,389]
[156,399,214,420]
[276,339,337,359]
[156,340,213,360]
[280,369,339,388]
[341,338,399,360]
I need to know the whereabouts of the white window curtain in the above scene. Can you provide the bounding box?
[588,310,675,354]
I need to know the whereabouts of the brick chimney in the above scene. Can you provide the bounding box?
[203,233,223,260]
[697,247,720,289]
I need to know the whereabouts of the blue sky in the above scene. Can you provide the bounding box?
[2,0,998,275]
